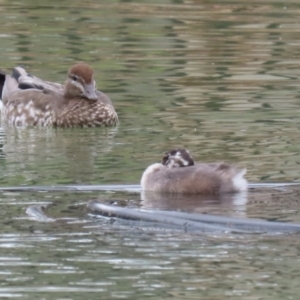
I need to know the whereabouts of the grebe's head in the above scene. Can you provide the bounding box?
[162,148,194,169]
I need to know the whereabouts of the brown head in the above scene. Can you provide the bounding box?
[162,148,194,169]
[64,63,98,100]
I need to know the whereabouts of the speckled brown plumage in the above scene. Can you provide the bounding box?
[0,63,118,127]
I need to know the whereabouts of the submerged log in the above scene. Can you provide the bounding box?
[87,201,300,234]
[24,200,300,234]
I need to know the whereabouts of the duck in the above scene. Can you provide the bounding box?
[0,63,118,127]
[140,148,248,194]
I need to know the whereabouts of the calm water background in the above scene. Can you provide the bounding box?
[0,0,300,299]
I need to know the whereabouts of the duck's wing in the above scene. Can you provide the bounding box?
[0,70,7,100]
[13,66,64,92]
[1,66,64,106]
[1,73,20,106]
[13,67,114,106]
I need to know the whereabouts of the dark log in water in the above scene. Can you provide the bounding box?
[87,201,300,233]
[24,198,300,233]
[87,201,247,233]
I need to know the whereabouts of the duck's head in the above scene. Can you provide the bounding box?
[162,148,194,168]
[65,63,98,100]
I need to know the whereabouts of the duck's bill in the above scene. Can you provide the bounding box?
[84,82,98,100]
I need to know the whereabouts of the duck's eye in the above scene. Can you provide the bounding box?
[72,75,78,81]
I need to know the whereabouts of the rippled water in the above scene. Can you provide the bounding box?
[1,0,300,298]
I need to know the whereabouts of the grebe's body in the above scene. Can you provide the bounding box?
[141,149,247,194]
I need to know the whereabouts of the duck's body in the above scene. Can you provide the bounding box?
[0,63,118,127]
[141,149,248,194]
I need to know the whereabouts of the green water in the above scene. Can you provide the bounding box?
[0,0,300,299]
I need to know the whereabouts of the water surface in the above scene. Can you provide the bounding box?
[0,0,300,299]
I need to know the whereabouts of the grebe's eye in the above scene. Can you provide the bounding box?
[72,75,78,81]
[162,154,169,165]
